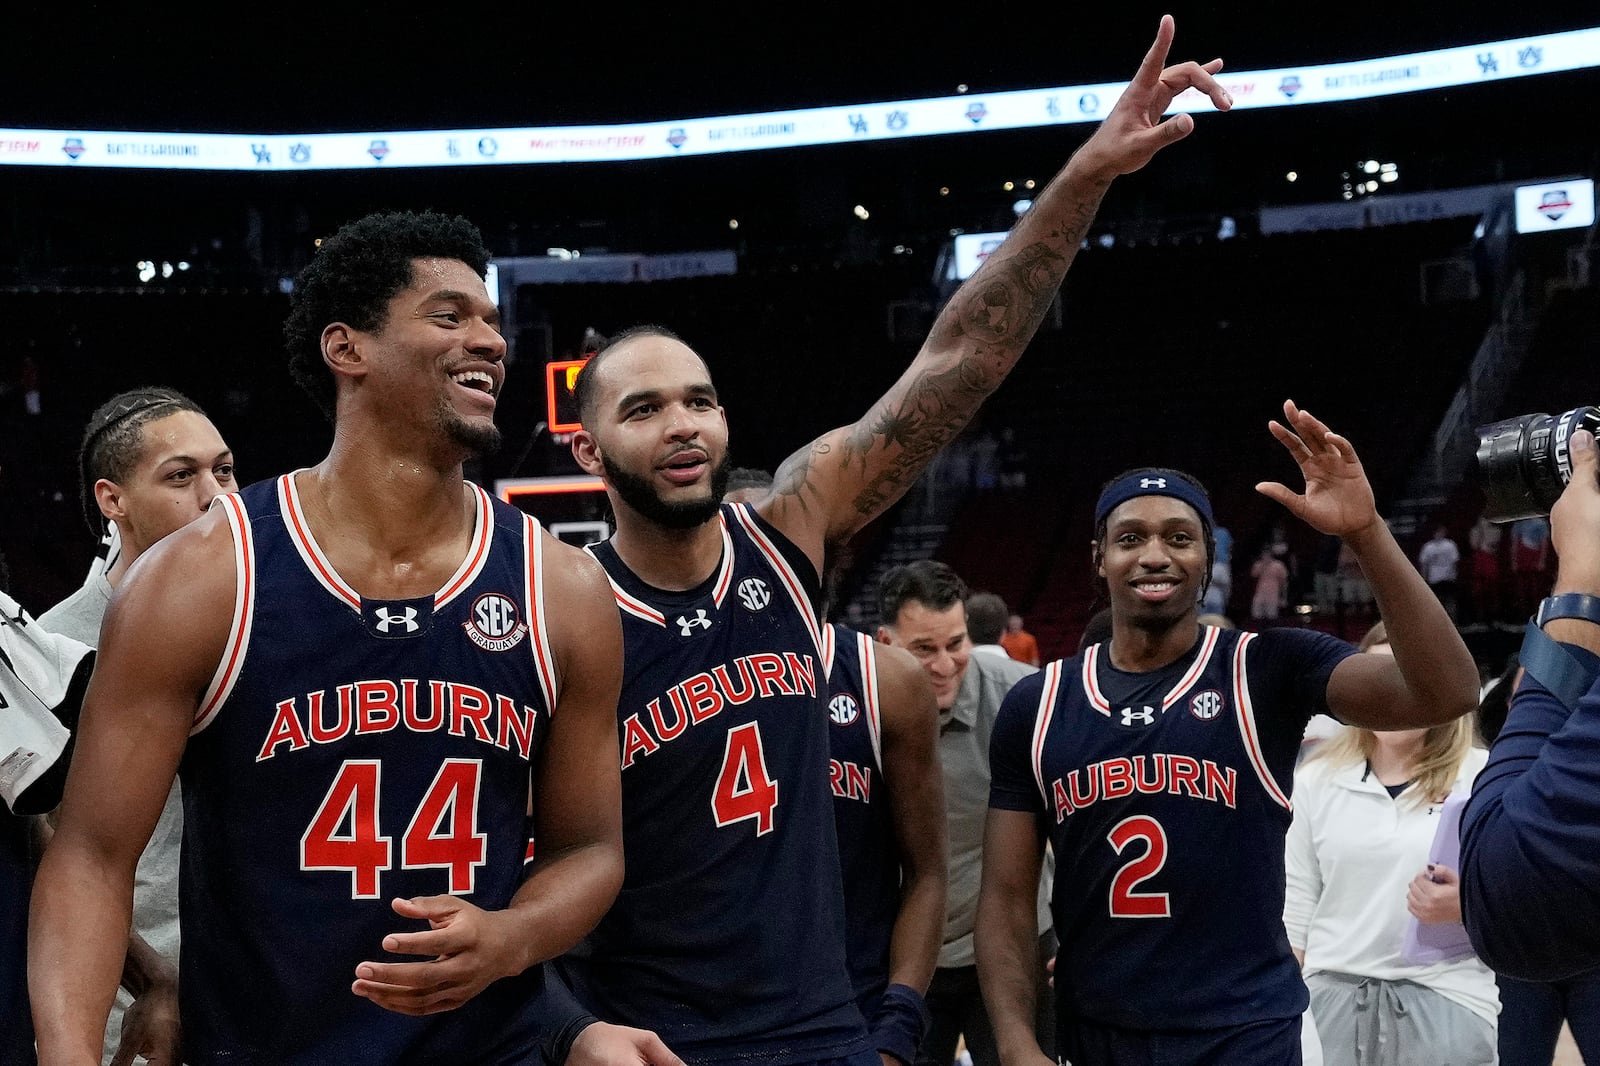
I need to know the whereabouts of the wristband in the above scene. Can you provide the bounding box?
[871,983,932,1066]
[1535,593,1600,628]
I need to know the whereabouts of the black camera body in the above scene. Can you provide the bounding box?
[1475,406,1600,522]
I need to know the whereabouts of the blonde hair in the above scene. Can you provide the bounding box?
[1310,620,1477,806]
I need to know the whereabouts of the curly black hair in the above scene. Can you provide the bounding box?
[282,210,492,419]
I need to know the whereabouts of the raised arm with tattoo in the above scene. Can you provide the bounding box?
[757,15,1233,567]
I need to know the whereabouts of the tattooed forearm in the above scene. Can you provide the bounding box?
[809,169,1113,534]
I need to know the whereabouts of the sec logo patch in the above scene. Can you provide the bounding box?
[1190,690,1225,721]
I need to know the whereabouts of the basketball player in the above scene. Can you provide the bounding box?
[556,18,1232,1066]
[976,402,1479,1065]
[39,385,235,1066]
[30,211,631,1065]
[726,470,948,1063]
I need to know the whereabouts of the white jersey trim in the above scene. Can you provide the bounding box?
[1032,660,1065,804]
[193,492,255,735]
[727,503,823,660]
[279,472,496,612]
[1080,626,1223,716]
[433,484,496,611]
[523,515,560,716]
[1231,632,1293,810]
[583,543,668,627]
[856,631,883,773]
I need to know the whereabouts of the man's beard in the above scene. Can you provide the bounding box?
[439,407,503,456]
[603,452,731,530]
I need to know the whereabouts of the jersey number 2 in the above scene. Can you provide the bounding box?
[1107,815,1171,918]
[301,759,488,899]
[712,722,779,835]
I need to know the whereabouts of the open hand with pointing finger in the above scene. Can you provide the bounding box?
[1255,400,1381,540]
[1075,14,1233,182]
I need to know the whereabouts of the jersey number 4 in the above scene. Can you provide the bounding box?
[1107,815,1170,918]
[712,722,779,835]
[301,759,488,899]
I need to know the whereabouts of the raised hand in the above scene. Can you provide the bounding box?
[1256,400,1380,539]
[352,895,526,1015]
[1078,14,1232,180]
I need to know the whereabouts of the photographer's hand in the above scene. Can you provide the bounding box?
[1545,429,1600,653]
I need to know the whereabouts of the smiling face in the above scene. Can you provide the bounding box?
[1098,495,1208,631]
[571,333,731,531]
[880,600,972,711]
[96,410,235,562]
[344,256,506,456]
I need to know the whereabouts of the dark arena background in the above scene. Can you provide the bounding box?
[2,5,1596,672]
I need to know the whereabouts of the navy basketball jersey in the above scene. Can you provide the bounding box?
[989,625,1355,1031]
[823,624,899,1011]
[565,504,866,1066]
[179,474,560,1064]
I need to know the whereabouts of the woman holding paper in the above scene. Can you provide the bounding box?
[1284,621,1499,1065]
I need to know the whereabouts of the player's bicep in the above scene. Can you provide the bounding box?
[533,543,624,857]
[54,521,234,867]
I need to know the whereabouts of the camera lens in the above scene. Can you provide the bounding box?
[1474,406,1600,522]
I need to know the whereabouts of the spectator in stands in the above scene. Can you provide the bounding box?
[1338,538,1375,625]
[1468,515,1504,624]
[1285,620,1498,1066]
[966,592,1011,659]
[1250,544,1290,623]
[1473,653,1600,1066]
[971,429,1000,492]
[38,385,235,1066]
[1418,524,1462,623]
[875,561,1052,1066]
[1001,613,1042,667]
[1508,515,1551,620]
[997,428,1028,493]
[1312,534,1342,622]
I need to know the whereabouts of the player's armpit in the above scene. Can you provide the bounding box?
[875,643,947,998]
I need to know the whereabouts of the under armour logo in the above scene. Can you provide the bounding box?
[676,609,712,636]
[1120,706,1156,727]
[737,578,771,612]
[374,606,419,634]
[1139,477,1167,489]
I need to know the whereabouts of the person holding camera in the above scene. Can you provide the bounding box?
[1461,426,1600,982]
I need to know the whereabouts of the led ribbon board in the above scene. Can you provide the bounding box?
[1,28,1595,171]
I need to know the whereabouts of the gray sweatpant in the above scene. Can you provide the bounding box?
[1306,971,1497,1066]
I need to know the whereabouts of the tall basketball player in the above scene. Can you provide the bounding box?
[30,211,632,1065]
[976,403,1480,1065]
[556,17,1234,1066]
